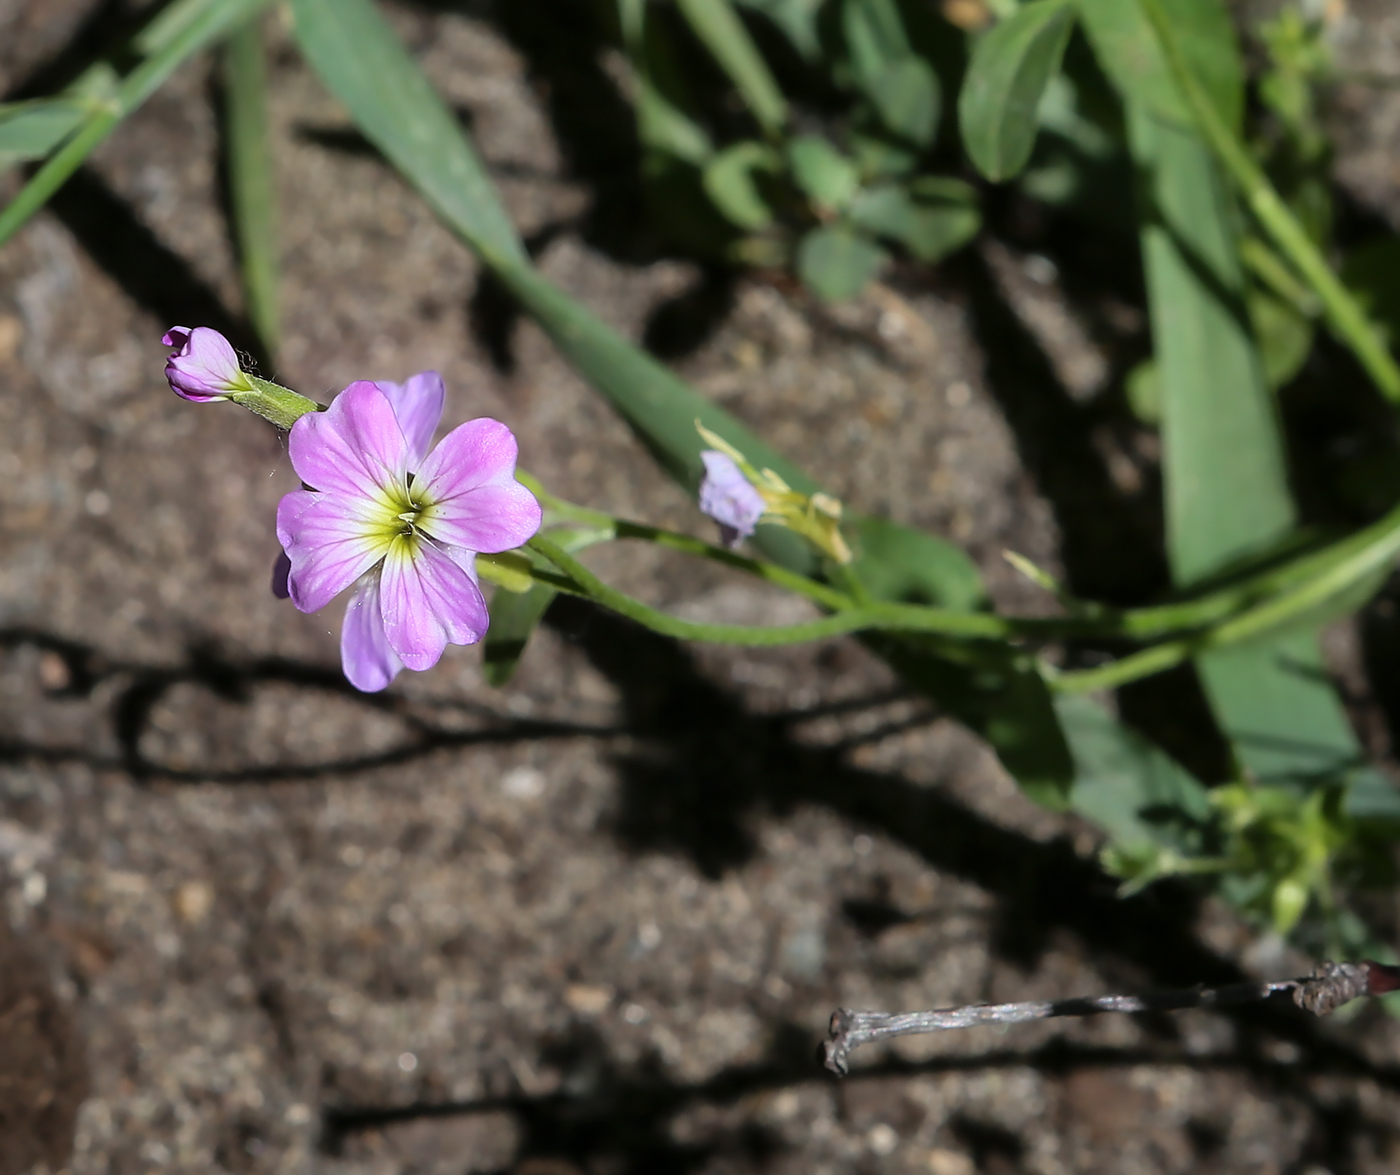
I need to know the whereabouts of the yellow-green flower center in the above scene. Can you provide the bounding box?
[366,478,437,556]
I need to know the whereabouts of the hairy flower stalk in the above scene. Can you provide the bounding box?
[276,374,541,691]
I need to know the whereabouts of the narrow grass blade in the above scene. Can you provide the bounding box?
[675,0,788,135]
[223,15,279,355]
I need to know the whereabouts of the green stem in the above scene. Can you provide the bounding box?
[527,534,1017,644]
[1055,512,1400,692]
[1138,0,1400,404]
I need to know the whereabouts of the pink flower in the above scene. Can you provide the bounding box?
[276,373,541,691]
[162,326,253,401]
[698,450,766,548]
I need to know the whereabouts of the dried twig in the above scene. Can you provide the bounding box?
[823,961,1400,1076]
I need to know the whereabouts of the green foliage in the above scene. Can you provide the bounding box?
[787,135,860,211]
[849,179,980,262]
[796,224,887,301]
[484,584,557,686]
[703,141,782,229]
[1076,0,1243,129]
[959,0,1076,181]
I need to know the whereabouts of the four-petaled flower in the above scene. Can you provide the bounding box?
[163,326,254,401]
[276,374,541,692]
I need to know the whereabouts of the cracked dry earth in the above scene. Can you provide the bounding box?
[8,3,1400,1175]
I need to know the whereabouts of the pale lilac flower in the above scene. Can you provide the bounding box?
[162,326,252,401]
[276,374,541,692]
[698,450,766,548]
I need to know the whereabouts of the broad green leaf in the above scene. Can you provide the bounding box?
[849,515,984,611]
[797,224,888,301]
[849,182,980,261]
[1133,112,1290,583]
[866,57,940,147]
[1057,694,1211,851]
[874,637,1075,807]
[958,0,1075,181]
[292,0,1077,813]
[1077,0,1243,131]
[1130,107,1372,802]
[676,0,788,135]
[289,0,524,267]
[223,15,280,355]
[484,584,557,686]
[702,140,780,230]
[0,100,89,169]
[788,135,859,212]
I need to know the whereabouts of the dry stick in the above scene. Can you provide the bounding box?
[823,961,1400,1076]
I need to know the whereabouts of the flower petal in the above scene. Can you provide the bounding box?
[276,489,386,613]
[341,572,403,692]
[415,418,542,552]
[698,450,765,546]
[375,371,445,467]
[163,325,248,401]
[379,539,489,671]
[288,380,409,499]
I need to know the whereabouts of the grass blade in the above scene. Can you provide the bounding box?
[223,15,280,355]
[675,0,788,136]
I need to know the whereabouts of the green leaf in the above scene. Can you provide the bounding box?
[849,515,985,611]
[1130,107,1372,804]
[223,15,280,355]
[796,224,888,301]
[843,0,912,78]
[0,99,89,169]
[1248,286,1313,390]
[1077,0,1243,131]
[843,0,940,146]
[1058,694,1211,851]
[788,135,859,212]
[676,0,788,135]
[849,181,980,261]
[958,0,1075,182]
[850,130,919,179]
[289,0,524,267]
[702,140,781,230]
[1124,358,1161,426]
[866,57,939,147]
[484,584,557,686]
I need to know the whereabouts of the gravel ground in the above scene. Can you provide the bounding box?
[7,3,1400,1175]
